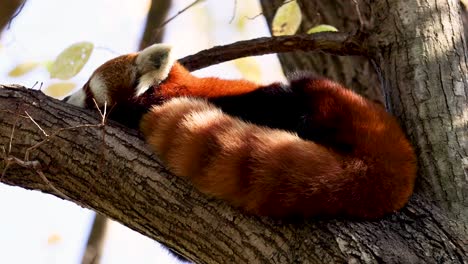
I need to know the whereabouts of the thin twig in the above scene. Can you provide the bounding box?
[3,155,72,201]
[25,111,48,137]
[102,102,107,123]
[95,46,121,56]
[36,169,72,201]
[244,0,295,22]
[2,107,21,181]
[91,98,108,124]
[245,13,263,20]
[1,146,10,181]
[7,108,21,155]
[352,0,364,30]
[24,123,103,161]
[92,98,104,121]
[229,0,238,24]
[1,105,103,200]
[151,0,205,38]
[30,81,39,90]
[0,109,30,119]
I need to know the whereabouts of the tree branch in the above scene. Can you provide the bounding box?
[139,0,172,49]
[0,0,24,32]
[0,85,466,263]
[81,214,108,264]
[179,32,368,71]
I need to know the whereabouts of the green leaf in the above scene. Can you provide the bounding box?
[43,82,76,99]
[8,62,40,77]
[49,42,93,80]
[272,0,302,36]
[307,24,339,34]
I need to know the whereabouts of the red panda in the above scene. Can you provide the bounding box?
[64,44,417,219]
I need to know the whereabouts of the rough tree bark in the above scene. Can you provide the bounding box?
[1,0,467,263]
[1,86,465,263]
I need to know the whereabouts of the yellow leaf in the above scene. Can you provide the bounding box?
[307,24,339,34]
[47,233,62,245]
[272,0,302,36]
[8,62,40,77]
[49,42,93,80]
[43,82,76,99]
[233,57,262,83]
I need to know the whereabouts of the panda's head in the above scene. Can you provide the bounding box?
[64,44,175,108]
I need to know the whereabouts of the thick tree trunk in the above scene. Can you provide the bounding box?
[1,0,467,263]
[369,0,468,224]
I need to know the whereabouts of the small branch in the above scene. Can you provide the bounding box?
[245,13,263,20]
[150,0,205,45]
[352,0,364,31]
[81,214,108,264]
[1,104,106,202]
[25,111,48,136]
[1,146,10,180]
[24,123,103,161]
[179,32,368,71]
[7,107,21,155]
[0,98,105,202]
[2,155,72,201]
[229,0,238,23]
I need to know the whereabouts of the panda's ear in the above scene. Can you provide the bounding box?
[135,44,175,96]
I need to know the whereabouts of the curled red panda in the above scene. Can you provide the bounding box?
[65,44,417,219]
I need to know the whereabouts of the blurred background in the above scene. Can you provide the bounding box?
[0,0,284,263]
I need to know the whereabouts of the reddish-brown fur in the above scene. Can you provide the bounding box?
[157,63,260,98]
[136,66,417,219]
[71,54,417,219]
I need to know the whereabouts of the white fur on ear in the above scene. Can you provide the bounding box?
[135,44,175,97]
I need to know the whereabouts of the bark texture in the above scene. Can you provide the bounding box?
[368,0,468,223]
[1,86,466,263]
